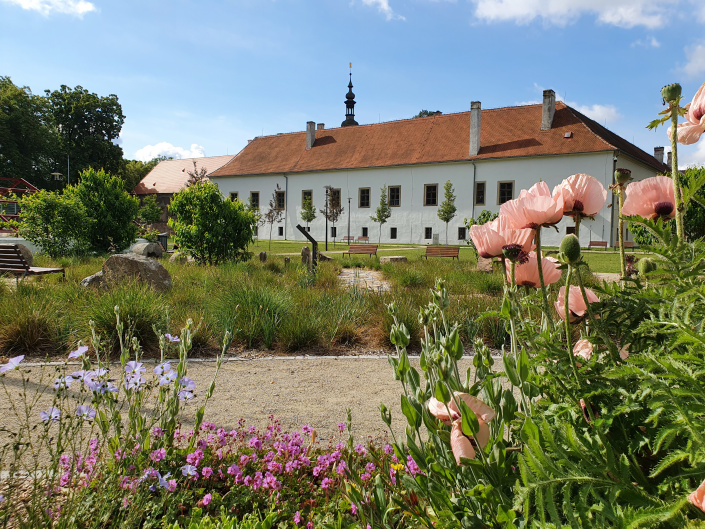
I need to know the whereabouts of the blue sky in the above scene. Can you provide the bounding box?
[2,0,705,167]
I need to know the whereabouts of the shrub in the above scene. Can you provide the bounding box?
[65,167,140,253]
[169,181,255,265]
[16,189,92,258]
[0,286,61,354]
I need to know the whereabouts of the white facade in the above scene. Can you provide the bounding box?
[213,150,660,248]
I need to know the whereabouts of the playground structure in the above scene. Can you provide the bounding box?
[0,178,38,234]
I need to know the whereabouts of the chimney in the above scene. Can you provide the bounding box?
[541,89,556,130]
[654,146,664,164]
[317,123,325,130]
[667,151,672,168]
[469,101,481,157]
[306,121,315,149]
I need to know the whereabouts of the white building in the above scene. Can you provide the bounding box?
[209,88,668,247]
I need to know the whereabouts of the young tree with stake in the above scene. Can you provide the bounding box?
[437,180,457,245]
[370,185,392,244]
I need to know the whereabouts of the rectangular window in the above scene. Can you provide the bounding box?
[330,188,341,210]
[250,191,260,209]
[229,192,238,201]
[253,226,258,237]
[276,190,286,210]
[566,226,576,235]
[278,226,284,236]
[359,187,370,208]
[475,182,486,206]
[306,226,311,232]
[497,181,514,204]
[424,227,433,240]
[458,227,467,240]
[331,227,337,238]
[390,227,397,240]
[302,190,312,206]
[362,227,368,237]
[388,186,401,207]
[424,184,438,206]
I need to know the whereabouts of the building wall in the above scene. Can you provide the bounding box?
[212,150,657,247]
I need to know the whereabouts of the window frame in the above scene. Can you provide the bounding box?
[424,184,438,206]
[330,188,342,210]
[388,185,401,207]
[362,227,368,237]
[250,191,260,209]
[497,181,514,205]
[390,227,397,240]
[229,192,238,201]
[424,227,433,240]
[302,190,312,207]
[458,226,467,240]
[277,226,284,237]
[358,187,371,208]
[474,182,486,206]
[331,226,337,238]
[275,190,286,211]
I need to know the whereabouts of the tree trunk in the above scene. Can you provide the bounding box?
[269,223,273,251]
[446,223,449,246]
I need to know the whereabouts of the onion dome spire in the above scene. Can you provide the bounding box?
[341,63,359,127]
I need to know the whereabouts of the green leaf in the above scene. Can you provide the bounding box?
[435,380,451,404]
[518,348,529,382]
[458,400,480,437]
[503,353,521,387]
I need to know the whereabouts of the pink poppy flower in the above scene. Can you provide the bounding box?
[689,479,705,513]
[621,176,676,219]
[552,174,607,218]
[506,252,561,287]
[573,339,593,361]
[502,182,564,228]
[555,286,599,323]
[668,82,705,145]
[619,345,630,361]
[469,216,535,259]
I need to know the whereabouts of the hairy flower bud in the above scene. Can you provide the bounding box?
[614,168,632,185]
[637,258,657,276]
[559,234,581,264]
[661,83,682,104]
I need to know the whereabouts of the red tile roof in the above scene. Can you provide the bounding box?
[133,155,236,195]
[209,102,668,178]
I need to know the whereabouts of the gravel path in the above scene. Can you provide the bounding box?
[0,357,475,449]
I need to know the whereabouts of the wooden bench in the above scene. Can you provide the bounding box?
[356,236,370,243]
[343,244,378,258]
[588,241,608,250]
[422,246,460,260]
[624,241,635,249]
[0,244,65,282]
[342,236,355,243]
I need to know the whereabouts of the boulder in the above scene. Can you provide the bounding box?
[15,244,33,267]
[82,254,172,291]
[380,256,407,264]
[169,251,195,265]
[259,252,267,263]
[477,256,494,273]
[301,246,311,266]
[318,253,332,262]
[132,242,163,258]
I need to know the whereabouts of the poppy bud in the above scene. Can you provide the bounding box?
[614,168,632,185]
[559,234,581,264]
[637,258,657,276]
[661,83,682,104]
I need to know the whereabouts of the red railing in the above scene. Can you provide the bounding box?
[0,178,38,234]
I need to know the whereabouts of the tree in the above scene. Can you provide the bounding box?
[320,186,344,240]
[245,195,264,239]
[300,195,316,230]
[185,160,208,186]
[16,189,92,258]
[370,185,392,244]
[169,180,254,265]
[263,184,284,250]
[0,77,56,189]
[413,109,441,118]
[437,180,457,245]
[46,85,125,184]
[119,156,164,193]
[137,194,163,225]
[65,168,139,253]
[464,209,498,259]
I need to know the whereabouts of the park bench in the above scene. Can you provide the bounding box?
[0,244,65,282]
[343,244,378,258]
[624,241,635,249]
[342,236,354,243]
[588,241,608,250]
[422,246,460,260]
[356,236,370,243]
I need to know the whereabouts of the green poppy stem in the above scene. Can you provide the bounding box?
[564,265,580,382]
[535,228,554,330]
[617,187,627,280]
[669,106,684,241]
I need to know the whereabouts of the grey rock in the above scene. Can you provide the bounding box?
[318,253,332,262]
[477,256,494,273]
[82,254,172,291]
[169,252,195,265]
[80,271,104,288]
[259,252,267,263]
[15,244,33,267]
[131,242,163,258]
[301,246,311,266]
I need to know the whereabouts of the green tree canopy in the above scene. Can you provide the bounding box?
[0,77,56,189]
[168,180,255,265]
[370,185,392,244]
[46,85,125,184]
[65,168,139,253]
[437,180,458,245]
[301,196,316,228]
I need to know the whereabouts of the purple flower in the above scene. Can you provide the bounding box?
[153,362,171,375]
[124,361,145,375]
[150,448,166,462]
[40,407,61,423]
[307,522,314,529]
[159,370,177,386]
[383,443,394,454]
[152,426,164,438]
[179,377,196,391]
[202,467,213,479]
[355,443,367,456]
[124,374,146,391]
[351,503,357,515]
[68,345,88,359]
[302,424,312,434]
[202,493,211,506]
[75,405,96,421]
[157,472,172,489]
[227,464,240,476]
[0,355,24,373]
[294,511,301,525]
[248,437,262,450]
[321,477,333,489]
[165,334,181,343]
[181,465,198,478]
[336,461,347,475]
[338,422,346,432]
[178,389,194,401]
[54,375,74,390]
[71,370,88,381]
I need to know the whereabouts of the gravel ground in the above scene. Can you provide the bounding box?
[0,356,476,453]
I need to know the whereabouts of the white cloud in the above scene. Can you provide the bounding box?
[681,42,705,77]
[631,36,660,48]
[135,142,206,163]
[361,0,405,21]
[1,0,95,17]
[571,103,622,123]
[678,141,705,168]
[471,0,676,28]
